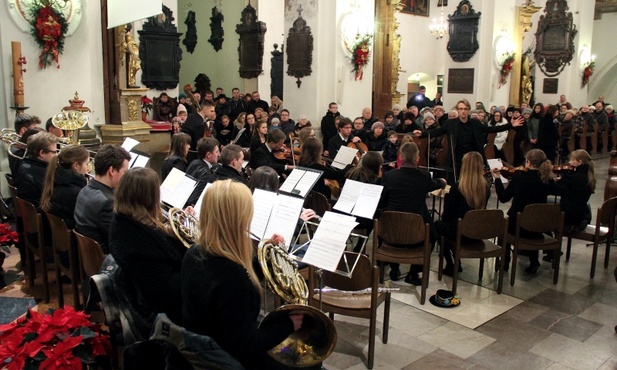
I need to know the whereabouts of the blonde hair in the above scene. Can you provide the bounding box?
[198,180,261,292]
[458,152,486,210]
[115,167,168,231]
[40,145,89,212]
[570,149,596,192]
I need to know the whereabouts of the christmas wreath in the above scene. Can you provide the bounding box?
[28,1,68,69]
[581,61,595,88]
[498,52,515,88]
[350,34,372,81]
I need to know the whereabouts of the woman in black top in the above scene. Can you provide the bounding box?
[182,180,304,370]
[554,149,595,230]
[161,132,191,180]
[298,137,351,199]
[492,149,555,273]
[110,168,186,327]
[40,144,89,229]
[435,152,490,276]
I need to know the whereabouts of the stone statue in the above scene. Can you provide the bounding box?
[122,24,141,88]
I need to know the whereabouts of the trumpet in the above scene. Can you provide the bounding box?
[0,129,27,160]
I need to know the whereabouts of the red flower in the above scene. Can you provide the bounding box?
[40,335,83,370]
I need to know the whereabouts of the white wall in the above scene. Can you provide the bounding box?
[589,12,617,105]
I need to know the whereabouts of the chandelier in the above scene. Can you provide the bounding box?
[429,4,448,39]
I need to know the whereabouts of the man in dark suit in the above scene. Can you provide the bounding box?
[413,98,523,181]
[74,145,131,254]
[250,128,295,176]
[327,117,362,159]
[379,142,447,285]
[213,144,248,184]
[181,101,216,161]
[184,137,221,207]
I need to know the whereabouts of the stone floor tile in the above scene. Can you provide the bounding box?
[529,333,611,370]
[529,310,603,342]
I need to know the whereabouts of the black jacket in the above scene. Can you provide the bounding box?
[181,113,206,151]
[327,134,350,159]
[249,144,287,175]
[213,165,247,184]
[110,213,186,325]
[15,157,48,208]
[161,155,187,181]
[48,167,88,229]
[74,179,114,253]
[553,164,593,227]
[320,111,340,147]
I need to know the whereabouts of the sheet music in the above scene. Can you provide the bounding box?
[278,167,323,198]
[193,182,213,219]
[250,189,278,242]
[129,152,149,168]
[121,137,140,152]
[301,211,358,272]
[487,158,508,183]
[160,168,197,209]
[331,146,358,169]
[333,179,383,219]
[264,194,304,246]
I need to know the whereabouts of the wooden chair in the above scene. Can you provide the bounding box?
[74,230,106,303]
[507,204,564,286]
[44,211,81,309]
[484,133,496,159]
[303,191,331,218]
[16,197,50,302]
[372,211,431,304]
[564,196,617,278]
[308,252,390,369]
[502,129,516,165]
[437,209,508,294]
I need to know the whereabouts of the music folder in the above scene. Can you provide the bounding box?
[331,146,358,170]
[250,189,304,247]
[128,149,150,168]
[160,168,197,209]
[333,179,383,220]
[278,166,323,198]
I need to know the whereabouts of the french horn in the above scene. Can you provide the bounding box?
[257,239,337,367]
[166,207,200,248]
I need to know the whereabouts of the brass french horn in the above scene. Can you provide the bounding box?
[258,239,337,367]
[167,207,200,248]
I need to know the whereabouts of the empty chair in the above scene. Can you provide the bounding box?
[74,230,106,303]
[438,209,508,294]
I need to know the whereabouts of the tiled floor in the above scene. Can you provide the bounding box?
[1,156,617,369]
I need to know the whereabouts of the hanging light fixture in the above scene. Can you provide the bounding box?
[429,2,448,39]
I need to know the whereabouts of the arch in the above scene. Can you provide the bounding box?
[588,55,617,104]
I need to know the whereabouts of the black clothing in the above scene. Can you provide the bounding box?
[321,111,340,147]
[553,164,593,228]
[15,157,48,208]
[435,182,491,242]
[250,135,265,155]
[161,155,187,181]
[47,167,88,229]
[182,247,294,370]
[406,93,432,111]
[250,144,287,176]
[8,147,24,176]
[185,160,218,208]
[74,179,114,254]
[362,117,378,131]
[214,122,238,146]
[235,124,252,148]
[181,113,206,151]
[280,120,296,137]
[228,98,246,122]
[382,141,399,164]
[213,165,247,184]
[110,213,186,325]
[395,123,421,134]
[247,99,269,115]
[366,132,388,151]
[537,115,559,163]
[327,134,350,159]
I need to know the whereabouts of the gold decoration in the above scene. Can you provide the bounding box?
[122,24,141,88]
[128,98,139,121]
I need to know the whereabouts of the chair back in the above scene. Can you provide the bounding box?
[322,252,373,291]
[598,196,617,228]
[304,191,330,217]
[460,209,506,240]
[8,184,21,218]
[518,203,562,234]
[44,211,72,253]
[74,230,105,277]
[377,211,426,245]
[16,197,42,235]
[5,173,15,187]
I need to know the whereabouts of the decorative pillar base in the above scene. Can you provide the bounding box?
[120,87,149,123]
[99,122,152,144]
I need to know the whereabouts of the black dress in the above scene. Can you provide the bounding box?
[161,155,187,181]
[435,181,491,242]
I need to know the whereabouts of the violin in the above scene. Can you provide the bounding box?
[273,144,292,161]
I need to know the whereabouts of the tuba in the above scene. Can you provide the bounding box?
[257,239,337,367]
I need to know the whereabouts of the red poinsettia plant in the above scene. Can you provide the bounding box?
[351,34,372,81]
[0,306,112,370]
[28,1,68,69]
[581,61,595,88]
[0,223,18,256]
[141,96,153,114]
[498,52,516,88]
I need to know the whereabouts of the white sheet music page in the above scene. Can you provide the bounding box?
[121,137,140,151]
[160,168,197,209]
[130,153,149,168]
[263,194,304,246]
[250,189,277,241]
[352,182,383,219]
[331,146,358,169]
[301,211,358,272]
[332,179,363,214]
[486,158,508,184]
[278,169,305,195]
[193,183,213,220]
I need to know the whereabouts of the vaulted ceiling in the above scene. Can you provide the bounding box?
[596,0,617,19]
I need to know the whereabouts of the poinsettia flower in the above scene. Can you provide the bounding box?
[40,335,83,370]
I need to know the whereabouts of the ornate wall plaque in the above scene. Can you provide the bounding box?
[208,6,224,51]
[183,11,197,53]
[286,6,313,88]
[543,78,559,94]
[447,68,474,94]
[271,44,284,100]
[446,0,481,62]
[138,6,183,90]
[236,4,267,79]
[533,0,577,77]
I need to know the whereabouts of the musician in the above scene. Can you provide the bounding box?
[250,120,269,154]
[15,132,59,208]
[161,133,191,181]
[14,113,40,136]
[9,127,43,176]
[299,137,351,199]
[327,117,361,159]
[182,180,309,370]
[45,118,63,138]
[181,101,216,153]
[435,152,490,276]
[492,149,555,273]
[213,144,248,184]
[378,142,447,285]
[75,145,131,254]
[110,167,186,328]
[554,149,595,232]
[40,145,89,229]
[250,128,294,176]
